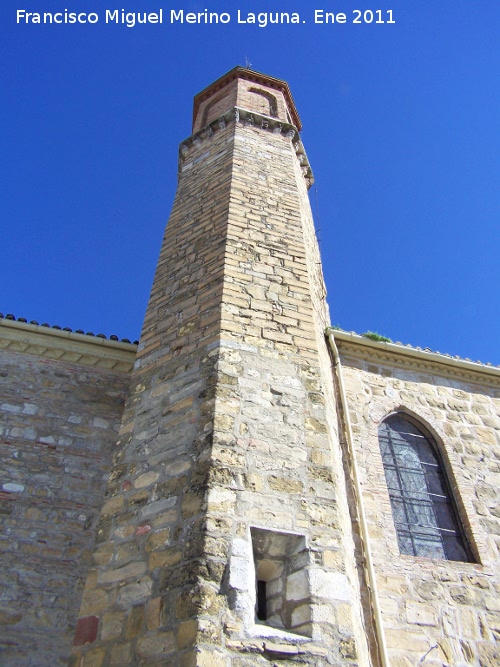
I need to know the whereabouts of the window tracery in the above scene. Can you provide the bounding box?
[378,414,473,562]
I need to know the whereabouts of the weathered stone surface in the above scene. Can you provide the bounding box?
[125,605,144,640]
[110,642,131,665]
[136,631,176,658]
[0,345,130,666]
[0,608,23,625]
[337,335,500,666]
[101,611,125,642]
[4,67,499,667]
[177,619,198,649]
[97,561,146,585]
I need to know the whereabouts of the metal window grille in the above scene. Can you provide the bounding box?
[378,415,473,562]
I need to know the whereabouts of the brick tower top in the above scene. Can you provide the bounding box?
[192,66,302,133]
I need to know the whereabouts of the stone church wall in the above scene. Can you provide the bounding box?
[0,322,135,667]
[336,333,500,667]
[2,65,500,667]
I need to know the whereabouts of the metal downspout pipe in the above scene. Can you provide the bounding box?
[326,329,391,667]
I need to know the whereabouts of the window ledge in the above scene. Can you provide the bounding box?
[226,629,330,661]
[249,623,311,642]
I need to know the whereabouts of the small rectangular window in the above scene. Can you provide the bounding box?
[256,580,267,621]
[251,527,311,636]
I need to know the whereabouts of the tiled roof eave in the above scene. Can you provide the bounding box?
[327,328,500,387]
[0,317,137,373]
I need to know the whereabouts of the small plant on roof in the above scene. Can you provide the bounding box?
[362,331,392,343]
[324,325,343,334]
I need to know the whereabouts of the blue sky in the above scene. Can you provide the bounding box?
[2,1,499,364]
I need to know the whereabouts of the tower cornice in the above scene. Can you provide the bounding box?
[181,106,313,188]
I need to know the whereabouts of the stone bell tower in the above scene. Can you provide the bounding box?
[70,68,369,667]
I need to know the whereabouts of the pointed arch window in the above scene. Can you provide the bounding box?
[378,414,473,562]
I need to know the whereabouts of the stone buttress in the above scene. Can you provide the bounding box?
[70,68,370,667]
